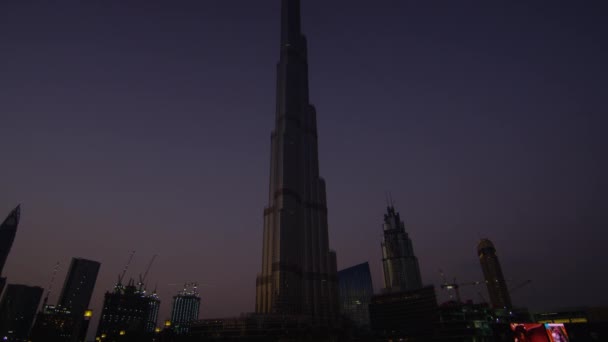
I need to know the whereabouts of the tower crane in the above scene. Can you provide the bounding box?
[138,254,157,292]
[42,261,61,308]
[439,269,481,303]
[509,279,532,294]
[117,250,135,287]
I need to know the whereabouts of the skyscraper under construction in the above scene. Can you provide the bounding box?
[381,206,423,292]
[255,0,338,325]
[478,238,512,308]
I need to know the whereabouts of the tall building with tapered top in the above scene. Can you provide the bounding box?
[381,206,423,292]
[0,205,20,276]
[256,0,338,325]
[477,238,512,308]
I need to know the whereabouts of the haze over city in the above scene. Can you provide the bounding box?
[1,0,606,338]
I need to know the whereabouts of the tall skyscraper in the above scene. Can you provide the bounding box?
[57,258,101,341]
[170,284,200,335]
[0,284,43,340]
[477,238,512,308]
[337,262,374,328]
[381,206,423,292]
[255,0,339,325]
[0,205,21,276]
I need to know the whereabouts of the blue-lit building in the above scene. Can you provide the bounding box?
[338,262,373,328]
[170,283,200,335]
[145,291,161,333]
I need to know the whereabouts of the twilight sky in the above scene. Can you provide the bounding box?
[1,0,607,334]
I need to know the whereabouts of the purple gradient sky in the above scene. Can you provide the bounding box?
[1,0,607,335]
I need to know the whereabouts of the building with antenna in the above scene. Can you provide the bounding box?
[370,204,439,340]
[477,239,512,309]
[170,283,200,335]
[381,205,423,292]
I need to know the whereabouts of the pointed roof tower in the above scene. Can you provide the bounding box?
[0,205,22,275]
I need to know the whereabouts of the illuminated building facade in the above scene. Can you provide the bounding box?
[381,205,423,292]
[0,205,21,276]
[57,257,100,341]
[337,262,373,328]
[170,284,200,335]
[0,284,43,341]
[477,239,512,309]
[255,0,339,326]
[145,292,161,333]
[96,281,149,340]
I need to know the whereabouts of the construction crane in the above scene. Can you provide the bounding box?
[42,261,61,308]
[118,250,135,286]
[138,254,158,292]
[439,269,481,303]
[509,279,532,294]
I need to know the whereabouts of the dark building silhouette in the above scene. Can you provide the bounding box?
[170,284,200,335]
[0,284,43,341]
[337,262,373,328]
[30,306,76,342]
[96,281,149,341]
[381,205,423,292]
[478,239,512,309]
[436,301,495,342]
[57,257,100,341]
[255,0,338,326]
[0,205,21,277]
[369,286,439,340]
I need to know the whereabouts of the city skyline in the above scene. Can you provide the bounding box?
[1,0,606,337]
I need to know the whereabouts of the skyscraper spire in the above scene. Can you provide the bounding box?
[256,0,338,326]
[281,0,302,47]
[0,205,21,276]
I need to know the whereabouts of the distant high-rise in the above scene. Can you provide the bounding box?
[145,291,161,333]
[96,281,149,340]
[477,239,512,308]
[0,205,21,276]
[57,258,101,341]
[170,284,200,335]
[0,284,43,340]
[381,206,423,292]
[369,286,438,339]
[337,262,374,328]
[255,0,339,325]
